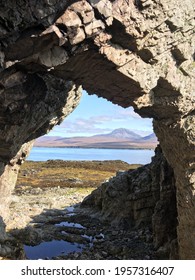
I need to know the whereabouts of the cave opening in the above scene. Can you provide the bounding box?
[30,90,157,162]
[8,90,164,260]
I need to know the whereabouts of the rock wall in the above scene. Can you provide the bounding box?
[0,69,82,243]
[0,0,194,259]
[82,146,178,258]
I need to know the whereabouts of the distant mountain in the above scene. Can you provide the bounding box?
[141,133,157,141]
[35,128,158,149]
[99,128,141,140]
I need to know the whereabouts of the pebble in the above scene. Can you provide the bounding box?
[95,233,104,239]
[94,253,102,259]
[101,251,108,257]
[73,252,80,258]
[144,255,150,260]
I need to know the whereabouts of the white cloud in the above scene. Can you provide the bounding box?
[113,107,142,119]
[56,117,111,135]
[49,106,153,137]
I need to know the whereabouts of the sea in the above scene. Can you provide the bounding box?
[27,147,155,165]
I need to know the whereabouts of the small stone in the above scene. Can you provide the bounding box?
[95,233,104,239]
[101,251,108,257]
[144,255,150,260]
[94,253,102,259]
[73,252,80,258]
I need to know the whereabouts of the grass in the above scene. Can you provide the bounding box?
[16,160,141,190]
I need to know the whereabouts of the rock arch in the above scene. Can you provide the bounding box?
[0,0,194,259]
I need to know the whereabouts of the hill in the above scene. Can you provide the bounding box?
[35,128,158,149]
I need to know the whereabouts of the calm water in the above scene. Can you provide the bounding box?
[55,221,86,229]
[27,147,154,165]
[24,240,84,260]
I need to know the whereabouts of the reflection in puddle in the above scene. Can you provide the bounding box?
[81,234,93,242]
[81,234,93,248]
[67,213,76,217]
[55,221,86,229]
[66,206,75,212]
[66,206,76,217]
[24,240,84,260]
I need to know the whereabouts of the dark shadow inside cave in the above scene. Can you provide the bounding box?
[9,204,157,260]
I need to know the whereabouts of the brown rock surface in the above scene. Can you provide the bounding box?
[82,146,178,258]
[0,70,82,244]
[0,0,194,259]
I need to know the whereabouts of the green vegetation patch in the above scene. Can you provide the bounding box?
[16,160,141,190]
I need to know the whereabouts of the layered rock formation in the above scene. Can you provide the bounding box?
[0,0,194,259]
[82,146,178,258]
[0,71,82,236]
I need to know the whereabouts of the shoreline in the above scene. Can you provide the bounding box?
[33,146,155,150]
[27,148,155,165]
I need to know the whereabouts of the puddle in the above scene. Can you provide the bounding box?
[67,213,76,217]
[66,206,76,217]
[81,234,93,242]
[61,231,68,235]
[66,206,75,212]
[81,234,93,248]
[24,240,84,260]
[55,221,86,229]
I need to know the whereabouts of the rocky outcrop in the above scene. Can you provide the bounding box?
[0,70,82,243]
[82,146,178,258]
[0,0,194,259]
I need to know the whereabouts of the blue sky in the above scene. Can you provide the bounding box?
[48,90,153,137]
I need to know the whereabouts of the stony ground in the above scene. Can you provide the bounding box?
[5,160,160,260]
[8,160,135,230]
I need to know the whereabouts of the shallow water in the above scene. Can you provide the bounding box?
[24,240,84,260]
[81,234,93,242]
[66,206,76,216]
[66,206,75,212]
[55,221,86,229]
